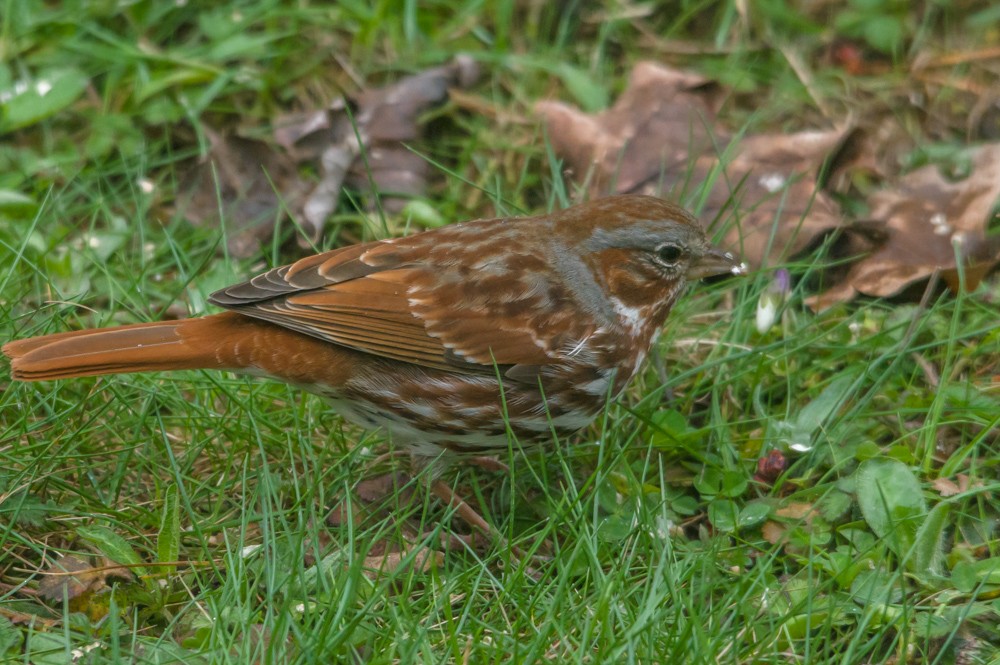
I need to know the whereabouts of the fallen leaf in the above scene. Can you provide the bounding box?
[285,54,481,231]
[179,56,480,258]
[363,546,443,578]
[811,143,1000,308]
[774,502,816,521]
[536,62,723,196]
[761,521,787,544]
[932,477,961,497]
[536,61,856,268]
[177,127,308,258]
[698,130,850,268]
[354,471,413,504]
[37,555,134,608]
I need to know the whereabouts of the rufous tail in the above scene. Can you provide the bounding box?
[3,312,251,381]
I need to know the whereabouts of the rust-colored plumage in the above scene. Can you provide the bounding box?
[4,195,743,462]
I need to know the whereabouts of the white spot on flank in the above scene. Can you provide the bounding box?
[579,376,611,396]
[406,403,438,419]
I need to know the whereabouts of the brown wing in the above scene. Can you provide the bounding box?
[208,227,586,378]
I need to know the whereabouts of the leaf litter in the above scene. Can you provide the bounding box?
[178,56,479,257]
[537,60,1000,308]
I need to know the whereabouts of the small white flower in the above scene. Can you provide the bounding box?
[755,269,790,334]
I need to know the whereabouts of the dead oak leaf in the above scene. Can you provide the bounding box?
[811,143,1000,309]
[279,54,481,233]
[931,474,984,497]
[535,62,723,195]
[177,127,308,258]
[931,476,961,497]
[363,546,443,579]
[536,60,856,268]
[697,130,853,268]
[774,502,817,522]
[761,520,787,545]
[179,57,480,258]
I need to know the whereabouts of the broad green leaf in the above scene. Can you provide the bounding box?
[402,199,446,228]
[134,639,211,665]
[597,513,632,542]
[650,409,694,448]
[851,568,901,606]
[157,484,181,574]
[738,501,771,529]
[950,558,1000,593]
[784,371,857,450]
[911,501,949,581]
[24,632,71,665]
[0,616,20,655]
[863,15,904,53]
[76,525,148,578]
[1,68,89,133]
[0,190,38,217]
[856,458,925,558]
[708,499,739,532]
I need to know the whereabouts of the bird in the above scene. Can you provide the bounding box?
[4,194,744,538]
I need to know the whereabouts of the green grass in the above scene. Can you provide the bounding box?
[3,1,1000,663]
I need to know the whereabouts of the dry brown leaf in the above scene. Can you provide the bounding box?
[37,555,134,607]
[536,62,723,196]
[761,520,787,545]
[699,130,850,267]
[811,143,1000,309]
[536,60,855,268]
[177,128,309,258]
[354,471,413,504]
[774,502,816,521]
[362,545,443,578]
[932,477,962,497]
[180,57,479,258]
[326,471,414,527]
[284,54,481,230]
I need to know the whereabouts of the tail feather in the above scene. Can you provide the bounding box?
[4,314,239,381]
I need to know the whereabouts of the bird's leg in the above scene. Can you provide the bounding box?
[429,478,500,546]
[464,456,510,473]
[410,453,545,566]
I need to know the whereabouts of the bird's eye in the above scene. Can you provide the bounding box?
[655,243,684,265]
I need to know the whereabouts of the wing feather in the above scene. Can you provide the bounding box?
[208,221,595,379]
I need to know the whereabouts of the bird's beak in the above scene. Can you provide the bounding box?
[687,246,747,280]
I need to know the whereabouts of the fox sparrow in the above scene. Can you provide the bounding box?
[5,195,743,535]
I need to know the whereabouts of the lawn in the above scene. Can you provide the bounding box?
[2,1,1000,663]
